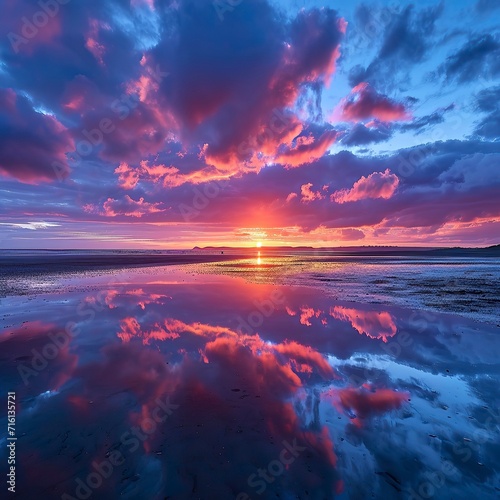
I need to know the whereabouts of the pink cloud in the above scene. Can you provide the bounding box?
[325,386,409,427]
[275,131,338,168]
[142,162,183,187]
[300,183,324,203]
[178,8,344,176]
[330,306,397,342]
[114,160,231,189]
[331,169,399,204]
[115,161,181,189]
[203,114,304,174]
[163,319,238,339]
[125,55,166,103]
[85,19,110,65]
[115,162,140,189]
[117,317,181,345]
[335,83,411,122]
[299,306,322,326]
[274,341,335,378]
[61,75,108,116]
[84,195,164,218]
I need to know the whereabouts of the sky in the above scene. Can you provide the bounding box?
[0,0,499,249]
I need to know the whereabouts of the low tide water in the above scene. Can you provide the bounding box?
[0,254,499,499]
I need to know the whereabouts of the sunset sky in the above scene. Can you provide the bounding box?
[1,0,499,248]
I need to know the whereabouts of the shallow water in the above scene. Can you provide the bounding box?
[0,257,499,499]
[195,254,500,325]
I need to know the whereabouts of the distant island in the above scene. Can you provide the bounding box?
[193,244,500,257]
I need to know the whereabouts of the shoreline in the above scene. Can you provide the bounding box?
[0,253,250,277]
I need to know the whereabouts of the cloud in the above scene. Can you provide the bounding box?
[475,85,500,113]
[474,114,500,140]
[5,1,344,181]
[440,33,500,83]
[115,161,183,189]
[0,322,77,397]
[341,122,392,146]
[0,221,61,230]
[348,4,443,89]
[438,153,500,188]
[335,83,410,122]
[330,386,408,426]
[273,341,336,378]
[118,317,182,344]
[473,86,500,140]
[398,104,455,134]
[0,0,499,247]
[331,169,399,204]
[475,0,500,13]
[275,131,338,168]
[0,89,73,183]
[300,183,324,203]
[115,162,140,189]
[330,306,397,342]
[150,3,344,174]
[84,195,164,217]
[338,228,365,241]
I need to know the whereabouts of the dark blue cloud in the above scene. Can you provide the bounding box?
[475,85,500,112]
[342,123,392,146]
[475,0,500,13]
[0,88,73,183]
[151,2,344,165]
[475,115,500,140]
[473,85,500,140]
[348,3,444,89]
[398,104,455,134]
[440,33,500,83]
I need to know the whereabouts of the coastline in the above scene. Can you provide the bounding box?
[0,252,249,277]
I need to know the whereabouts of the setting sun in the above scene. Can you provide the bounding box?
[256,242,262,248]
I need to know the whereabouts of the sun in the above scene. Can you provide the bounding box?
[256,241,262,248]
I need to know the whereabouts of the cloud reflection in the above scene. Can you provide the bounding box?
[3,269,500,499]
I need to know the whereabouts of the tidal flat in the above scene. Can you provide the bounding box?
[1,251,499,499]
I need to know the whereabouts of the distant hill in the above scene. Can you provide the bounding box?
[426,244,500,257]
[192,244,500,257]
[193,245,314,251]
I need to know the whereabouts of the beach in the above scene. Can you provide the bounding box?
[1,251,499,499]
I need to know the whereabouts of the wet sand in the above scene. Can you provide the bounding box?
[1,263,499,499]
[0,252,249,276]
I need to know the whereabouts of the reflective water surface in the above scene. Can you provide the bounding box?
[1,258,499,499]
